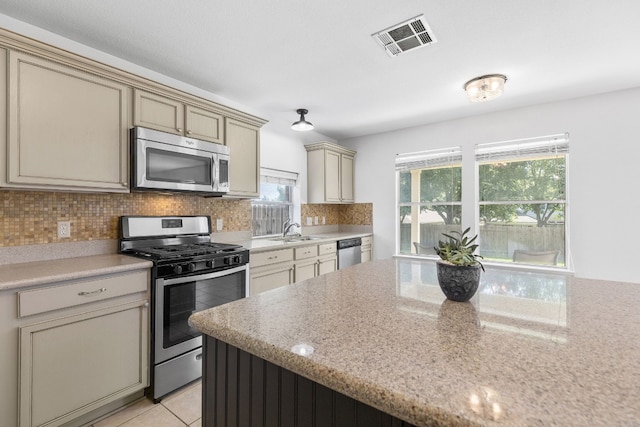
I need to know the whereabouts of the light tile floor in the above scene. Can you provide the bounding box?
[92,381,202,427]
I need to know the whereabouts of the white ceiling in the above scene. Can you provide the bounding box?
[0,1,639,140]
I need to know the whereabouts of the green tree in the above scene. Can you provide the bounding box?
[398,167,461,225]
[479,158,565,227]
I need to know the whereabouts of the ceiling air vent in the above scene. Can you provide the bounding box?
[372,15,437,57]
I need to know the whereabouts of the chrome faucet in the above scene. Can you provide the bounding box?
[282,219,300,238]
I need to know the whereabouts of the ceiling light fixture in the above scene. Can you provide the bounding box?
[291,108,314,131]
[463,74,507,103]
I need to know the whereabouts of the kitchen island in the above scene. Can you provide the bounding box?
[189,258,640,426]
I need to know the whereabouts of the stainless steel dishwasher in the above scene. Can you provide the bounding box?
[337,237,362,269]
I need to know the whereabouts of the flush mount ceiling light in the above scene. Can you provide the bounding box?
[464,74,507,103]
[291,108,314,131]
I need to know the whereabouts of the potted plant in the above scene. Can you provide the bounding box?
[434,227,484,302]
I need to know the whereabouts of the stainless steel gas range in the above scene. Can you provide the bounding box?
[119,215,249,401]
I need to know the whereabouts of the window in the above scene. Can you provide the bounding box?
[396,148,462,256]
[476,134,569,267]
[395,134,570,269]
[251,168,298,237]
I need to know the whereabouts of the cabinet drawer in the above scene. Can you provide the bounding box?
[295,245,318,260]
[251,249,294,268]
[318,242,337,256]
[18,270,148,318]
[361,236,372,246]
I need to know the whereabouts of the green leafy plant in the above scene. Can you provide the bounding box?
[434,227,485,271]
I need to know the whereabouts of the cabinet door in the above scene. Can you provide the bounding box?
[340,153,355,202]
[250,264,293,296]
[133,89,184,135]
[361,247,372,263]
[318,255,338,275]
[294,258,317,283]
[19,299,149,427]
[324,150,342,202]
[224,118,260,197]
[185,105,224,143]
[7,52,129,192]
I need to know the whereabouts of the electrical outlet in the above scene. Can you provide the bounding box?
[322,216,326,225]
[216,218,223,231]
[57,221,71,238]
[306,217,313,226]
[314,216,319,225]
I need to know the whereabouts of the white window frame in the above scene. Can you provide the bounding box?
[251,167,300,238]
[394,134,571,271]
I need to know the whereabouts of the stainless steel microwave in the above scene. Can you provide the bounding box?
[131,127,230,196]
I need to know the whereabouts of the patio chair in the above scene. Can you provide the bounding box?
[413,242,435,255]
[512,250,560,266]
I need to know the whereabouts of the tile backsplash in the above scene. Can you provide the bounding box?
[0,190,251,247]
[302,203,373,226]
[1,191,373,248]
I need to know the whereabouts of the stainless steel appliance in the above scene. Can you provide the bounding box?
[337,237,362,269]
[130,127,230,196]
[119,215,249,401]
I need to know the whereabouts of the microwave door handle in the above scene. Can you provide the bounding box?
[212,155,219,190]
[181,180,196,184]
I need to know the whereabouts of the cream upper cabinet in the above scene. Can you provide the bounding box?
[306,142,356,203]
[224,117,260,198]
[133,89,224,143]
[4,51,129,192]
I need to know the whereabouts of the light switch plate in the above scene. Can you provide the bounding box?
[216,219,223,231]
[306,217,313,226]
[314,216,319,225]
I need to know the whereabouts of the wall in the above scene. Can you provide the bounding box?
[341,88,640,283]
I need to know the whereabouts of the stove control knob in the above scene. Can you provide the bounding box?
[173,264,183,275]
[186,263,196,272]
[206,260,214,268]
[224,256,231,265]
[233,255,241,264]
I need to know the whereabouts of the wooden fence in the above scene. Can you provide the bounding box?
[401,223,565,263]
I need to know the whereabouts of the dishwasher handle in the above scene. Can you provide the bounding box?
[337,238,362,250]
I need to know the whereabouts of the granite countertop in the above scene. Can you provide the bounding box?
[189,258,640,426]
[236,231,372,253]
[0,254,153,291]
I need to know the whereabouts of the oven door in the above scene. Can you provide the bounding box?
[154,264,248,363]
[134,138,216,193]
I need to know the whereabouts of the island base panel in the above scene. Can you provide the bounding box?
[203,336,418,427]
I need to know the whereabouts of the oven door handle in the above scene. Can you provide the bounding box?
[160,264,248,286]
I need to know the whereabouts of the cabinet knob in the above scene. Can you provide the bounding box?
[186,130,192,135]
[177,128,183,133]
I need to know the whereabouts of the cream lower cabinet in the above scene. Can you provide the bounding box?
[294,242,337,283]
[249,248,294,296]
[4,51,130,192]
[224,118,260,198]
[133,89,224,143]
[361,235,373,263]
[0,269,150,427]
[294,245,319,283]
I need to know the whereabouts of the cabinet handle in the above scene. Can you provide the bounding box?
[78,287,107,296]
[195,353,203,361]
[186,130,192,135]
[177,128,183,133]
[268,255,278,260]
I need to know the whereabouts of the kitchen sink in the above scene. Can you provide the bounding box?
[269,235,322,243]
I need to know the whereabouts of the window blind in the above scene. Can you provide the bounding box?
[475,133,569,163]
[395,147,462,171]
[259,167,298,186]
